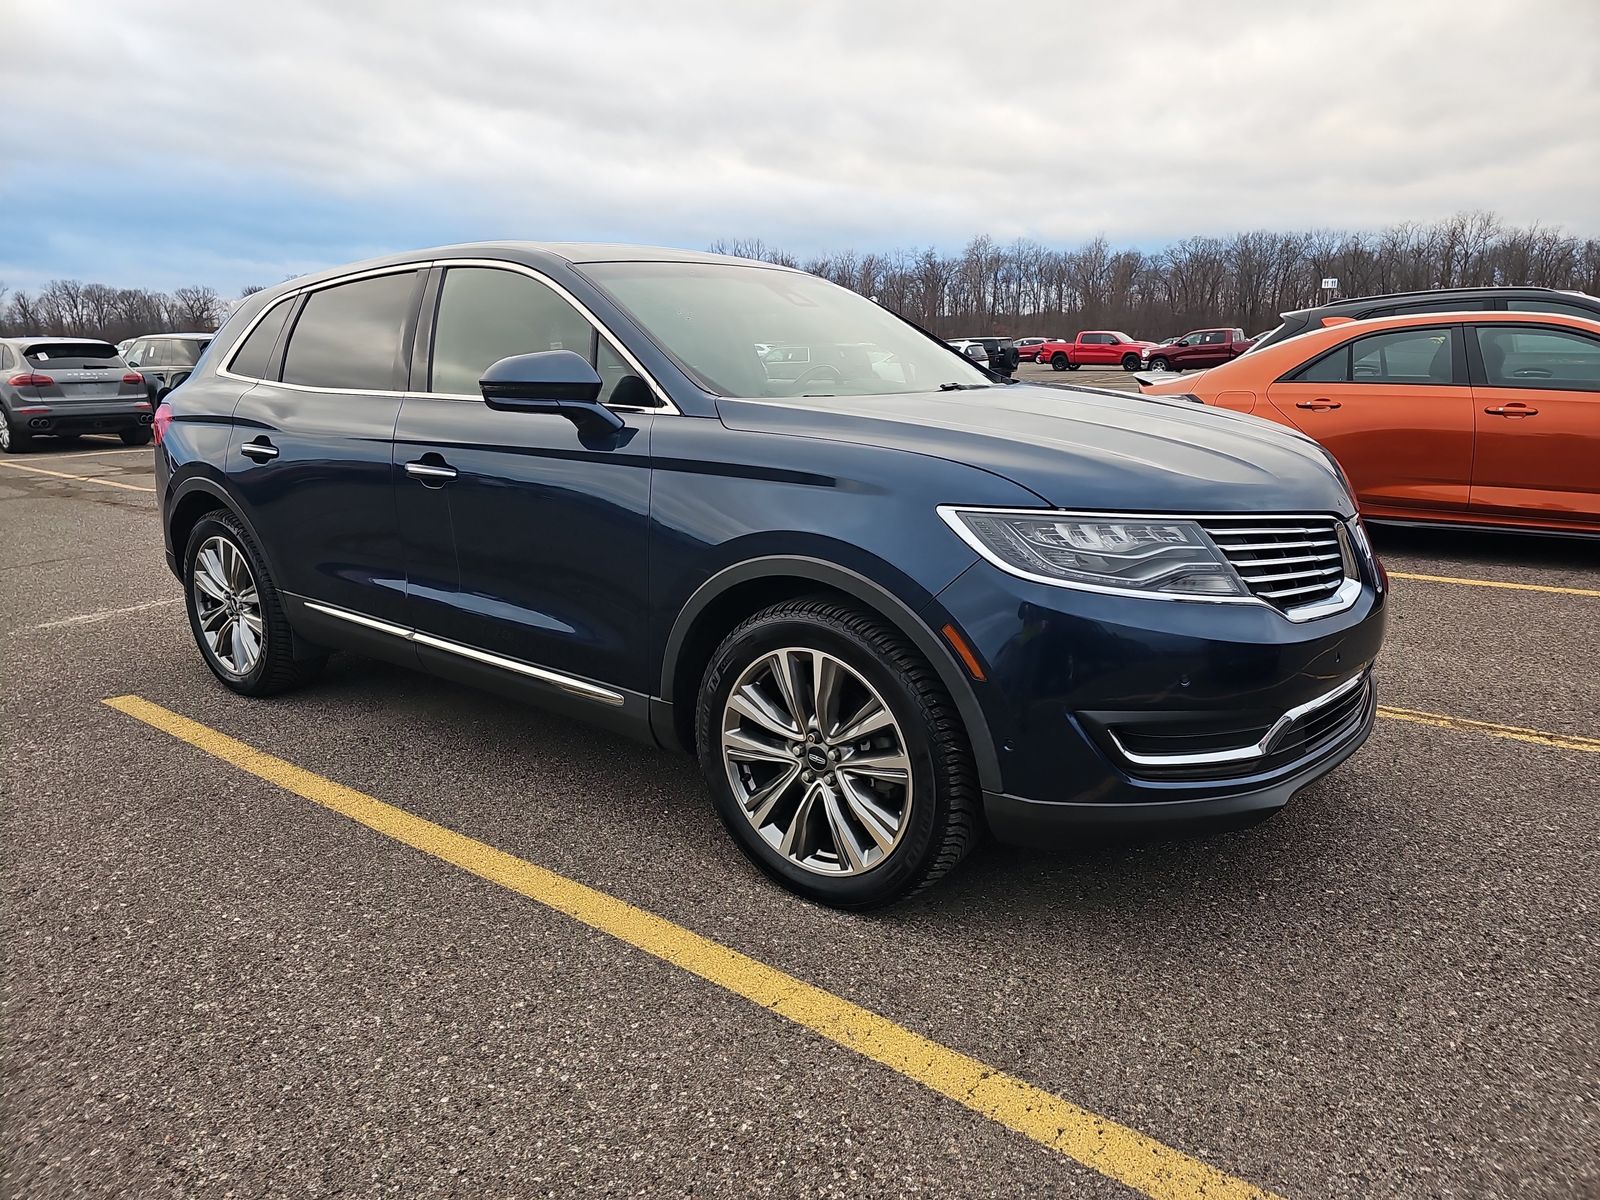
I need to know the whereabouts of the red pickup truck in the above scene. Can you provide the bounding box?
[1143,327,1255,373]
[1035,331,1160,371]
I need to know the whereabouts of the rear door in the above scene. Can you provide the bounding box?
[394,262,657,697]
[1266,324,1475,514]
[227,266,424,627]
[1467,322,1600,524]
[1192,330,1231,368]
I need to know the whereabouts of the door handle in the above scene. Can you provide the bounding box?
[405,460,458,481]
[1483,405,1538,417]
[1295,400,1341,411]
[240,439,279,461]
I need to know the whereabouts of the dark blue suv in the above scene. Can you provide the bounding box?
[155,243,1386,908]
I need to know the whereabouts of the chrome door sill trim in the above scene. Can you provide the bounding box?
[299,598,624,706]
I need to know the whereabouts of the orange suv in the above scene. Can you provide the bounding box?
[1139,310,1600,537]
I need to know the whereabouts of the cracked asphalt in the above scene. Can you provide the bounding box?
[1,436,1596,1199]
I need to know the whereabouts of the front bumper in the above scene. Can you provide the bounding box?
[927,553,1386,836]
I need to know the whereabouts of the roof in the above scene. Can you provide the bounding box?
[129,332,214,340]
[2,335,116,346]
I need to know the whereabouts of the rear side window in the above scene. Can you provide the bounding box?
[282,271,417,391]
[1505,298,1600,320]
[0,346,12,370]
[1390,299,1491,316]
[23,342,119,369]
[1294,328,1456,384]
[1477,326,1600,391]
[164,339,206,367]
[228,300,294,380]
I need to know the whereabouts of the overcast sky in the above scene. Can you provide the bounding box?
[5,0,1597,295]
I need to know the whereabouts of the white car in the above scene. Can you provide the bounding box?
[945,339,991,367]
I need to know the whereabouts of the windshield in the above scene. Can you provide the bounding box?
[23,341,120,369]
[581,261,993,398]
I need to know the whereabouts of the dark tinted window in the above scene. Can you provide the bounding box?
[1297,328,1455,384]
[0,346,12,370]
[164,339,207,367]
[1477,326,1600,391]
[282,271,416,391]
[228,299,294,381]
[1389,299,1491,316]
[431,267,597,396]
[1505,298,1600,320]
[23,341,120,369]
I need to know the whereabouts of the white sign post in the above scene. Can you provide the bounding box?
[1320,277,1339,292]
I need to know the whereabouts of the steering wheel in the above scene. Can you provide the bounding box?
[788,363,843,389]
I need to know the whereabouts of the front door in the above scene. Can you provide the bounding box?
[227,267,422,626]
[394,264,657,696]
[1266,324,1475,514]
[1468,322,1600,524]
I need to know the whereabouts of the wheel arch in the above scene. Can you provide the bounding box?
[657,556,1001,792]
[166,476,276,582]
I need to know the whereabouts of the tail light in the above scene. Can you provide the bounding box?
[123,371,144,385]
[152,401,174,445]
[7,372,54,388]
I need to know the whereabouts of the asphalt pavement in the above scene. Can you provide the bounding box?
[2,435,1596,1199]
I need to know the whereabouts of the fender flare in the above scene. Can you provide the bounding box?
[165,474,278,579]
[660,555,1001,792]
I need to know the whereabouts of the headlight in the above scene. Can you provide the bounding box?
[939,508,1246,597]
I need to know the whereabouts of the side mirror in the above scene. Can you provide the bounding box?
[479,350,624,433]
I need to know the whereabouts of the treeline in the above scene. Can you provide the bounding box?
[0,280,234,344]
[712,212,1600,338]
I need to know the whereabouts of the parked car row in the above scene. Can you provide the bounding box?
[0,330,212,452]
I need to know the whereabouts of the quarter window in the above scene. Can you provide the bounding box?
[281,271,417,391]
[1476,326,1600,392]
[228,299,294,381]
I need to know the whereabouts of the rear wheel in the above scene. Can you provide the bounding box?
[0,411,32,453]
[1050,353,1068,371]
[120,427,152,446]
[696,596,980,909]
[184,511,326,696]
[1121,353,1141,370]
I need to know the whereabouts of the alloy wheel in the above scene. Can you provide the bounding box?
[720,647,913,876]
[191,535,264,676]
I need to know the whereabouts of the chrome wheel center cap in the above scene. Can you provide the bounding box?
[804,745,831,773]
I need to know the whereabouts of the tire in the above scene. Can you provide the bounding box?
[184,510,326,696]
[1050,353,1068,371]
[1065,359,1080,370]
[1149,356,1172,373]
[1121,353,1141,371]
[120,427,153,447]
[695,595,980,909]
[0,410,32,453]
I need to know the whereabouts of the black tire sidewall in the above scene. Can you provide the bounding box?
[183,514,273,693]
[697,612,947,908]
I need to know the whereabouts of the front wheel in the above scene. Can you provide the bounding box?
[184,511,326,696]
[696,596,980,909]
[1121,353,1141,371]
[1149,356,1172,372]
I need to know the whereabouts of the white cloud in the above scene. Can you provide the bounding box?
[8,0,1599,287]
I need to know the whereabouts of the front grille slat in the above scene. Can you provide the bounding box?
[1199,515,1353,614]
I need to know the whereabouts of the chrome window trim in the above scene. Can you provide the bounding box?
[937,505,1365,621]
[217,258,677,414]
[300,599,624,706]
[1106,671,1369,768]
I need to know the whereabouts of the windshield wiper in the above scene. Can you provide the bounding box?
[937,382,989,391]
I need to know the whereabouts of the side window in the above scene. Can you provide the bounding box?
[144,341,170,368]
[1200,331,1226,345]
[1477,326,1600,392]
[228,298,295,381]
[0,346,11,371]
[1505,299,1600,321]
[282,271,417,391]
[1349,328,1456,383]
[167,340,202,368]
[1392,299,1490,315]
[1294,345,1350,383]
[124,341,145,366]
[430,266,651,405]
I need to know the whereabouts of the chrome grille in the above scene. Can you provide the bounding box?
[1200,517,1352,612]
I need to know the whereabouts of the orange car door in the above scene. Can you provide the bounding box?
[1264,325,1475,514]
[1468,323,1600,523]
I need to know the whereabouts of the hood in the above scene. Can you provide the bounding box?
[716,384,1354,516]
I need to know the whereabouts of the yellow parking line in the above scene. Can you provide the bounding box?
[102,693,1282,1200]
[1389,571,1600,599]
[1377,705,1600,753]
[0,461,155,493]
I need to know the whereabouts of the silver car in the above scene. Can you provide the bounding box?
[122,333,213,402]
[0,337,153,452]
